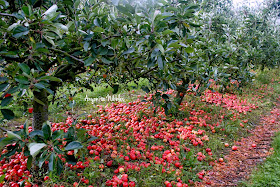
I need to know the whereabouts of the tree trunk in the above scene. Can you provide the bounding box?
[32,90,48,130]
[176,78,189,106]
[176,91,185,106]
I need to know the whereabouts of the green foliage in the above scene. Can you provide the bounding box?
[0,0,203,124]
[0,120,97,174]
[0,0,279,128]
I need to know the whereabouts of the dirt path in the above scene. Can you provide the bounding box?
[198,102,280,186]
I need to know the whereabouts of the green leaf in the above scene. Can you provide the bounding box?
[156,44,164,54]
[22,72,32,79]
[111,39,118,49]
[0,0,8,7]
[168,42,181,48]
[39,76,62,82]
[1,109,15,120]
[87,136,99,142]
[162,94,169,101]
[22,6,30,16]
[42,122,52,140]
[76,128,87,142]
[101,57,113,64]
[28,143,47,157]
[15,76,29,84]
[46,88,54,95]
[116,5,133,16]
[186,39,193,44]
[65,127,75,141]
[1,96,13,107]
[65,141,83,151]
[36,43,45,49]
[141,86,150,93]
[21,120,28,136]
[98,47,108,55]
[0,83,9,92]
[18,89,27,98]
[53,23,68,32]
[157,56,164,69]
[0,50,18,57]
[0,137,18,149]
[44,36,55,46]
[116,18,127,22]
[170,83,176,90]
[7,86,19,94]
[38,150,49,168]
[0,144,18,160]
[93,27,105,33]
[0,77,8,82]
[43,4,58,21]
[48,152,56,171]
[102,40,110,47]
[83,42,89,52]
[12,26,29,38]
[0,173,5,183]
[43,4,58,15]
[56,157,63,175]
[188,22,201,27]
[29,130,44,137]
[54,146,64,154]
[34,96,46,106]
[74,0,80,9]
[162,30,174,35]
[179,43,188,48]
[122,47,135,55]
[27,156,32,169]
[185,47,194,53]
[93,18,100,27]
[34,83,46,89]
[112,85,119,94]
[52,130,63,141]
[84,56,96,66]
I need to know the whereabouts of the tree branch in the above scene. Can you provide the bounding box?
[0,12,16,17]
[50,48,84,64]
[0,126,8,132]
[137,66,157,79]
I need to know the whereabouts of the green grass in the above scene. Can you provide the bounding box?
[242,132,280,187]
[47,78,149,122]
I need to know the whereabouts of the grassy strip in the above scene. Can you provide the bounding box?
[242,132,280,187]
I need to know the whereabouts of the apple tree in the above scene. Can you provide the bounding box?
[0,0,202,129]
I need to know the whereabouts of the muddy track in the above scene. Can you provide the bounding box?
[198,101,280,187]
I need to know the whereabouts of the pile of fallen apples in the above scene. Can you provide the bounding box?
[0,89,260,186]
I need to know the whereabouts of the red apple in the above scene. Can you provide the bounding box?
[232,146,238,151]
[28,107,33,114]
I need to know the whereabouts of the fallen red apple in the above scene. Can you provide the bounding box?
[232,146,238,151]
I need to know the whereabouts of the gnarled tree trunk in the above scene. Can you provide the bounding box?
[32,90,48,130]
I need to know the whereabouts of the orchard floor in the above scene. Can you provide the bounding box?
[199,99,280,187]
[1,75,280,187]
